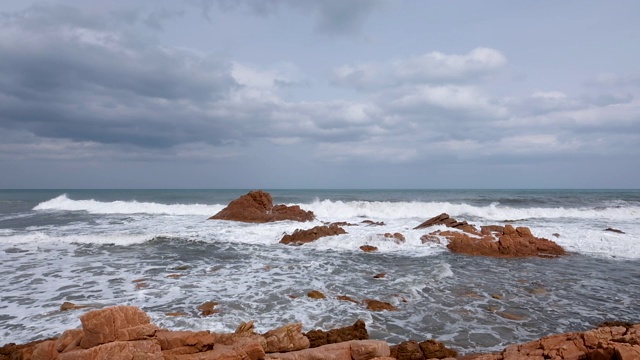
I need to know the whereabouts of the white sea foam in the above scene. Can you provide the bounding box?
[33,194,224,216]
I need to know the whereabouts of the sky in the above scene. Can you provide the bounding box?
[0,0,639,189]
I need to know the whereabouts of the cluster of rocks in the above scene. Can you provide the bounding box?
[0,305,444,360]
[3,306,639,360]
[210,192,567,259]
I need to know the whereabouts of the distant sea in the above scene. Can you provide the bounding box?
[1,189,639,354]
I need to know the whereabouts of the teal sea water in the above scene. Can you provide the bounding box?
[1,189,639,354]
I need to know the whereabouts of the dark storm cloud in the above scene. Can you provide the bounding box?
[0,4,239,149]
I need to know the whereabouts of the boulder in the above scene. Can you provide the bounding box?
[389,339,457,360]
[414,213,477,234]
[209,190,314,223]
[360,245,378,253]
[307,290,326,299]
[265,340,389,360]
[364,300,397,312]
[305,320,369,348]
[280,225,347,245]
[336,295,359,304]
[78,306,158,349]
[262,323,310,353]
[383,233,405,244]
[197,301,219,316]
[442,225,566,258]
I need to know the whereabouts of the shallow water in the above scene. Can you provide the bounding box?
[1,189,639,354]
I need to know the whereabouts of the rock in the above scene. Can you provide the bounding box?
[307,290,326,299]
[262,323,310,353]
[373,273,386,279]
[31,340,58,360]
[418,339,458,359]
[420,234,441,244]
[390,339,458,360]
[60,302,89,311]
[305,319,368,348]
[605,227,625,234]
[280,224,347,245]
[414,213,478,234]
[361,220,385,226]
[197,301,219,316]
[383,233,405,244]
[209,190,315,223]
[360,245,378,253]
[78,305,158,349]
[442,225,566,258]
[336,295,359,304]
[58,340,163,360]
[364,300,397,312]
[266,340,389,360]
[55,329,83,353]
[331,222,357,227]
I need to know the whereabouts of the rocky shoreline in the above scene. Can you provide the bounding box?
[2,305,639,360]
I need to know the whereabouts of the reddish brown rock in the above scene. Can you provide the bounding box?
[55,329,83,353]
[364,300,397,312]
[197,301,219,316]
[414,213,478,234]
[78,305,158,349]
[336,295,359,304]
[441,224,565,258]
[262,322,310,353]
[280,224,347,245]
[58,340,163,360]
[373,273,386,279]
[360,245,378,253]
[60,302,89,312]
[361,220,385,226]
[383,233,406,244]
[420,234,441,244]
[305,320,368,348]
[266,340,389,360]
[390,339,457,360]
[209,190,314,223]
[307,290,326,299]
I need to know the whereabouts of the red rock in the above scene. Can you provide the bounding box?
[361,220,385,226]
[336,295,359,304]
[414,213,478,234]
[364,300,397,312]
[78,306,158,349]
[262,323,310,353]
[55,329,83,353]
[209,190,314,223]
[418,339,458,359]
[307,290,326,299]
[280,225,347,245]
[57,340,163,360]
[60,302,89,311]
[360,245,378,253]
[373,273,386,279]
[197,301,219,316]
[265,340,389,360]
[420,234,441,244]
[383,233,405,244]
[305,320,368,348]
[31,340,58,360]
[155,330,216,351]
[443,224,565,258]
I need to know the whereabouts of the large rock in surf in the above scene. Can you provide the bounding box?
[209,190,314,223]
[416,213,565,258]
[279,224,347,245]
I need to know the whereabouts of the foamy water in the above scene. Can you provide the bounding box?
[1,189,639,354]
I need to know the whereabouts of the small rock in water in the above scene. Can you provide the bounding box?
[360,245,378,253]
[605,227,625,234]
[197,301,219,316]
[364,299,397,311]
[373,273,386,279]
[60,302,88,311]
[336,295,359,304]
[307,290,326,299]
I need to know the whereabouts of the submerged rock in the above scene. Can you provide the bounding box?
[280,224,347,245]
[209,190,314,223]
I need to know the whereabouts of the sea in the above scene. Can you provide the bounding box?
[1,189,639,354]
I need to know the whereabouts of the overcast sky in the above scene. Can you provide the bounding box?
[1,1,639,189]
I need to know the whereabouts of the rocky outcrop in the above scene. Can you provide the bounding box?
[209,190,314,223]
[468,322,640,359]
[262,323,310,353]
[443,224,566,258]
[279,224,346,245]
[266,340,389,360]
[416,213,565,258]
[304,320,368,348]
[389,339,458,360]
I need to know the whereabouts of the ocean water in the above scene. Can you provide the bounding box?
[1,189,639,354]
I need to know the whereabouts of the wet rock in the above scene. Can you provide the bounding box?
[331,221,357,227]
[442,225,566,258]
[373,273,386,279]
[209,190,314,223]
[361,220,385,226]
[605,227,625,234]
[337,295,359,304]
[305,319,368,348]
[307,290,326,299]
[414,213,478,234]
[280,224,347,245]
[197,301,219,316]
[383,233,405,244]
[552,233,561,238]
[420,234,441,244]
[360,245,378,253]
[418,339,458,359]
[364,300,397,312]
[60,302,89,311]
